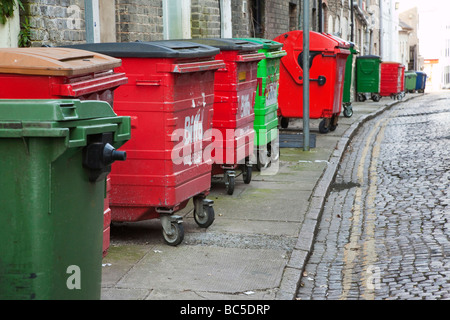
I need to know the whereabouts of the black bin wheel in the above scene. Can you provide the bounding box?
[194,205,215,228]
[162,222,184,246]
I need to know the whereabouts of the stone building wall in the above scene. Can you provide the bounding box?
[21,0,85,46]
[115,0,163,42]
[191,0,221,38]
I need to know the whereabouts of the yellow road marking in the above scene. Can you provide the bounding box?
[340,111,398,300]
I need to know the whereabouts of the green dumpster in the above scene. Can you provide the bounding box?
[0,99,130,300]
[342,43,359,117]
[237,38,287,170]
[405,71,417,93]
[356,55,382,102]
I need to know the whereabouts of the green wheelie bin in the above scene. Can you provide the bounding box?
[342,43,359,117]
[356,55,382,102]
[0,99,130,300]
[236,38,286,170]
[405,71,418,93]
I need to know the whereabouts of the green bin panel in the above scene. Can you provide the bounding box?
[342,44,359,104]
[0,99,130,300]
[236,38,286,147]
[356,55,381,94]
[405,71,418,92]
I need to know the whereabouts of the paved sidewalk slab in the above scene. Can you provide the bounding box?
[101,94,421,300]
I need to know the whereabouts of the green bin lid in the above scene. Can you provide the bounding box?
[0,99,130,146]
[178,38,263,52]
[62,41,220,59]
[357,55,381,60]
[0,99,116,122]
[235,38,283,50]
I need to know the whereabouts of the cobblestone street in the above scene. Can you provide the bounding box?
[296,91,450,300]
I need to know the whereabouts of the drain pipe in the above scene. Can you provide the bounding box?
[351,0,354,42]
[318,0,322,33]
[303,0,310,151]
[379,0,383,58]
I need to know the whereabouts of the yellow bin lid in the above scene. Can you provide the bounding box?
[0,47,122,76]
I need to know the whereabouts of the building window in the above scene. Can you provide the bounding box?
[163,0,191,39]
[289,3,297,31]
[250,0,264,38]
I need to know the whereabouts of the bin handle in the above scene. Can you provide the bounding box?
[156,60,226,73]
[299,75,326,86]
[235,52,266,63]
[136,80,161,86]
[52,73,128,97]
[265,50,287,59]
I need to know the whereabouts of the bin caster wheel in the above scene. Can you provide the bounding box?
[256,146,270,171]
[194,198,215,228]
[242,159,252,184]
[358,94,366,102]
[161,215,184,246]
[371,94,381,102]
[343,106,353,118]
[225,171,235,195]
[319,119,330,134]
[280,117,289,129]
[270,139,280,162]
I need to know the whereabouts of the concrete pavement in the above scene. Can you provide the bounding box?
[100,94,421,300]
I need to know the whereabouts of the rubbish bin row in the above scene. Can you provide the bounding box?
[355,54,427,102]
[0,32,427,300]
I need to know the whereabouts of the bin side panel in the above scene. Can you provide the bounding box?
[109,57,216,218]
[0,137,103,299]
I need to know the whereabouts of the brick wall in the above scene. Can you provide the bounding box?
[19,0,301,46]
[21,0,86,46]
[231,0,251,38]
[191,0,220,38]
[265,0,300,40]
[115,0,163,42]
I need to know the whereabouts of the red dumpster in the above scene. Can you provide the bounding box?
[0,47,127,258]
[380,62,405,100]
[63,41,225,245]
[182,38,265,195]
[273,31,351,133]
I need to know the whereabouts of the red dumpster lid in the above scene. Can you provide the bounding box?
[321,33,351,49]
[274,30,350,52]
[0,47,122,76]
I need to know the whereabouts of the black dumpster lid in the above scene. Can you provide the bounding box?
[357,55,381,60]
[177,38,263,52]
[61,41,221,58]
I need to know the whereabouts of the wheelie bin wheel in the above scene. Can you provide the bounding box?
[358,93,366,102]
[256,146,270,171]
[225,171,235,195]
[319,119,330,134]
[162,220,184,246]
[329,115,338,132]
[343,105,353,118]
[371,94,381,102]
[280,116,289,129]
[194,206,215,228]
[242,160,252,184]
[193,198,215,228]
[270,139,280,162]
